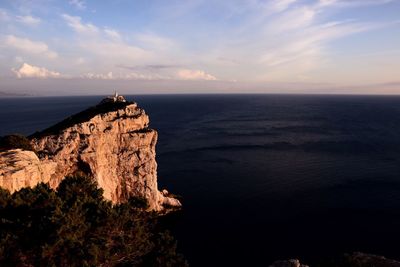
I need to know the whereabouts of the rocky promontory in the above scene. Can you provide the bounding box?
[0,95,181,211]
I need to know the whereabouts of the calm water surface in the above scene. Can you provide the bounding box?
[1,94,400,266]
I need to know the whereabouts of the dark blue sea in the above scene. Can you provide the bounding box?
[1,94,400,266]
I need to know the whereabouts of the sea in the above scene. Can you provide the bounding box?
[1,94,400,266]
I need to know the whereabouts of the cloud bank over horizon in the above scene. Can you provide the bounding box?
[0,0,399,95]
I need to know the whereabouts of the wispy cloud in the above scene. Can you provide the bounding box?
[317,0,396,8]
[3,35,58,59]
[59,14,184,76]
[210,0,398,82]
[62,14,98,34]
[16,15,41,26]
[65,0,398,84]
[80,71,170,80]
[69,0,86,10]
[79,67,218,81]
[104,27,121,41]
[270,0,299,12]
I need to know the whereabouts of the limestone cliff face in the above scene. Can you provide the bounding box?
[0,101,181,211]
[0,149,57,191]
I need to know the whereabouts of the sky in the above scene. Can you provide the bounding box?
[0,0,400,95]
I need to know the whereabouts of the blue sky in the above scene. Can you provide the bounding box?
[0,0,400,95]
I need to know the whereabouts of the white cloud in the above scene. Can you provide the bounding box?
[177,69,217,80]
[4,35,58,59]
[62,14,98,34]
[69,0,86,10]
[12,63,61,78]
[16,15,41,26]
[80,71,169,80]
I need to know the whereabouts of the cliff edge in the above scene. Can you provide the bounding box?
[0,96,181,211]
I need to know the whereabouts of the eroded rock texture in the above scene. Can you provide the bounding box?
[0,101,181,211]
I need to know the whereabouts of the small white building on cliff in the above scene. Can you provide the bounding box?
[100,91,127,104]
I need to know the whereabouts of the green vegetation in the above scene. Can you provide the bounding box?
[30,101,133,138]
[0,176,188,267]
[0,134,35,152]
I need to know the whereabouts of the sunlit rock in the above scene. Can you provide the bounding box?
[0,94,181,211]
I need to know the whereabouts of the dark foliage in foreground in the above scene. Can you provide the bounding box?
[0,176,188,267]
[314,253,400,267]
[0,134,35,152]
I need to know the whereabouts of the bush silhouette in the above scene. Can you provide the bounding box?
[0,176,188,267]
[0,134,35,152]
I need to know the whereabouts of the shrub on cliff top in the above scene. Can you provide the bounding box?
[0,134,35,152]
[0,176,188,267]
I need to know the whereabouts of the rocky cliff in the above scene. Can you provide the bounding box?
[0,99,181,211]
